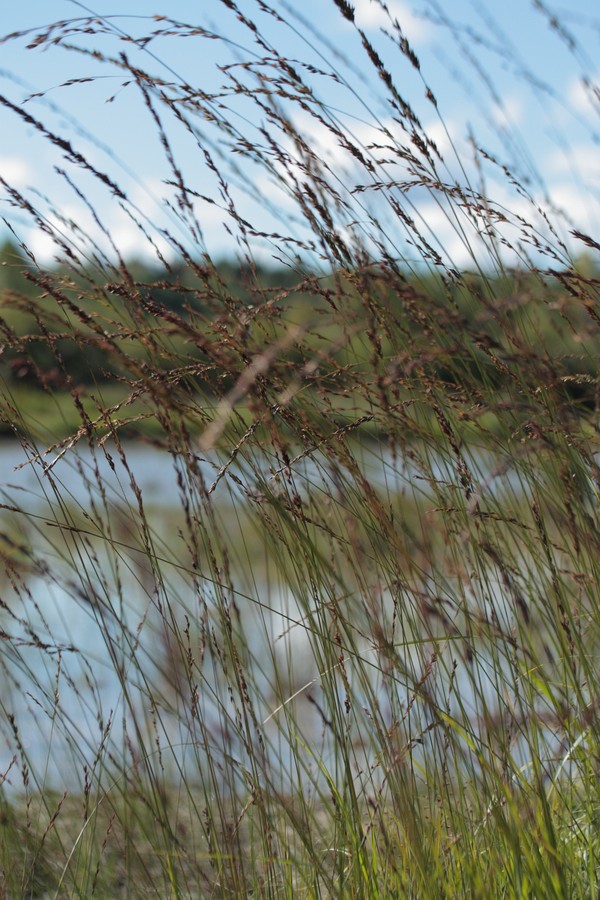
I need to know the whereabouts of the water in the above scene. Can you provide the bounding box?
[0,439,336,790]
[0,434,544,517]
[0,438,578,793]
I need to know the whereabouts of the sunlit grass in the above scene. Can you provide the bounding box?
[0,2,600,897]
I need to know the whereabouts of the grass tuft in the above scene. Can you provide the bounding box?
[0,2,600,896]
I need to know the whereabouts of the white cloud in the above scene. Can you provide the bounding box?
[422,118,460,162]
[351,0,430,43]
[0,156,31,189]
[25,228,56,265]
[411,200,486,269]
[545,144,600,184]
[288,112,390,171]
[287,110,456,178]
[567,75,600,117]
[545,181,600,236]
[22,186,179,266]
[490,95,524,128]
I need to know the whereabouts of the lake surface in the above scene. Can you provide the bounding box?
[0,434,540,510]
[0,438,578,793]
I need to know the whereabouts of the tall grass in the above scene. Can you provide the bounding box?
[0,2,600,896]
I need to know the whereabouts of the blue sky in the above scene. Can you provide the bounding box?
[0,0,598,271]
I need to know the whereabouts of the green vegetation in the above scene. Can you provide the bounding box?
[0,3,600,897]
[3,238,599,445]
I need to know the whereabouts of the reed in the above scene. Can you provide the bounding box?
[0,2,599,896]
